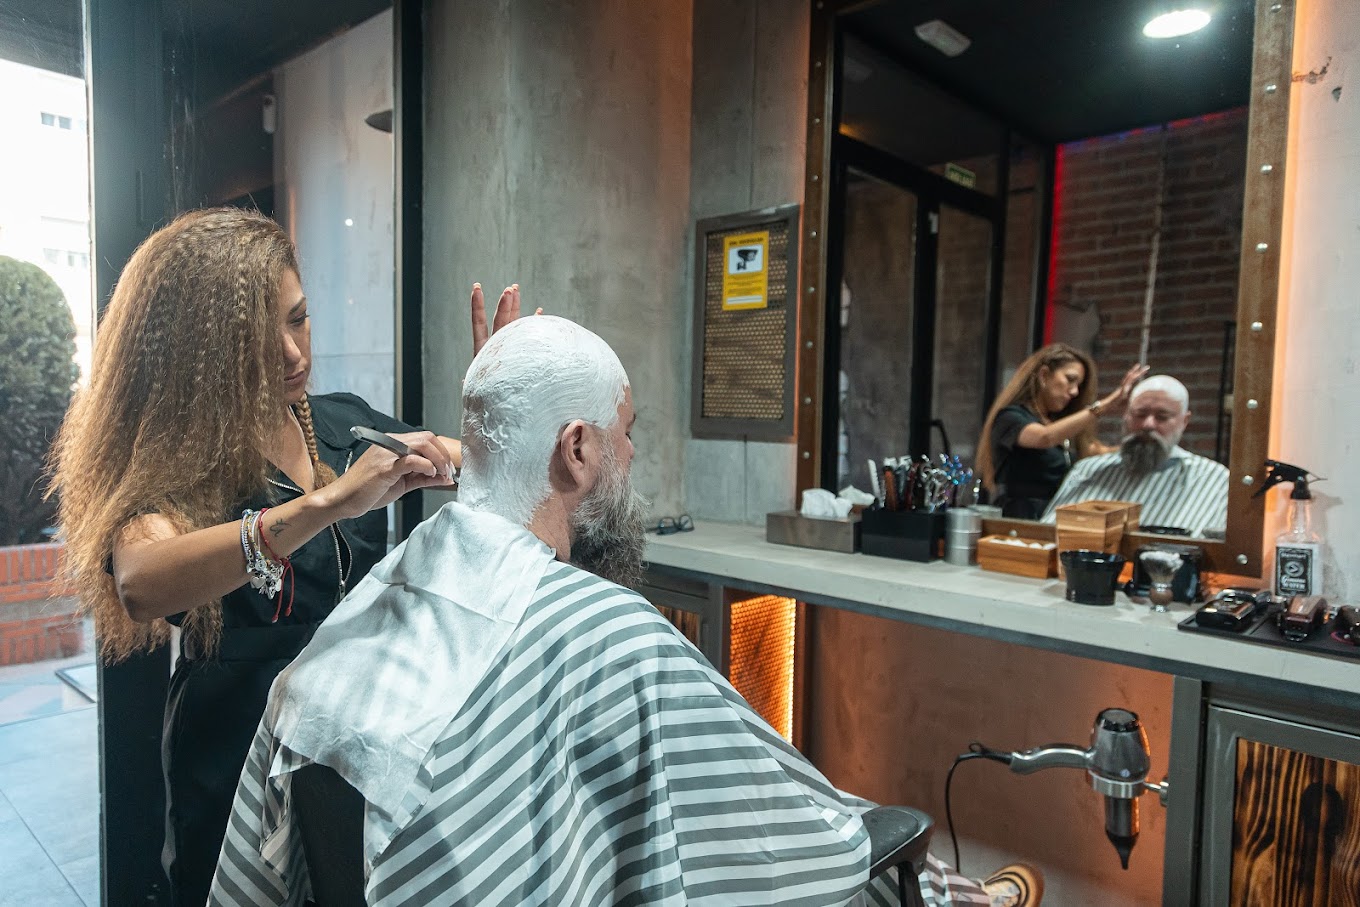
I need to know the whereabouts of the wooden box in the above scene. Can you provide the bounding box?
[977,535,1058,579]
[766,510,861,554]
[1054,500,1141,533]
[1056,526,1125,552]
[1055,501,1140,576]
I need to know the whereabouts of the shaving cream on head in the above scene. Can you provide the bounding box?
[459,315,629,525]
[1130,375,1190,412]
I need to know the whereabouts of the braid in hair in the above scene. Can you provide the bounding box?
[293,398,336,488]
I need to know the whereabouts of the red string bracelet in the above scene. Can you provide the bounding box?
[256,508,296,622]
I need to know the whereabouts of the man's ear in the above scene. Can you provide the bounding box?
[557,420,592,490]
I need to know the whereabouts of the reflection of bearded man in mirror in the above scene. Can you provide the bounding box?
[1119,376,1192,473]
[1042,375,1229,538]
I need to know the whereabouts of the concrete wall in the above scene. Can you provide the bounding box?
[684,0,808,524]
[1272,0,1360,600]
[274,9,395,412]
[421,0,693,519]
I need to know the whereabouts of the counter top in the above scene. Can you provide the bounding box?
[645,520,1360,702]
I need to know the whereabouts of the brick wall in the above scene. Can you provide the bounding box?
[1049,108,1248,459]
[0,543,84,666]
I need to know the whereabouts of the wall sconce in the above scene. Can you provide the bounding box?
[365,109,392,133]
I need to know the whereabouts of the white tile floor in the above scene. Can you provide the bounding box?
[0,656,99,907]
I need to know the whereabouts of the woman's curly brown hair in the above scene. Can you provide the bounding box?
[48,207,331,661]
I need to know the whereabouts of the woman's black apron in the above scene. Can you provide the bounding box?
[160,392,413,907]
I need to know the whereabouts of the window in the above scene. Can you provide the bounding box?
[41,248,88,269]
[40,112,78,131]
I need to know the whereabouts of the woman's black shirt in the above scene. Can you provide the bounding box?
[990,404,1072,520]
[165,392,413,631]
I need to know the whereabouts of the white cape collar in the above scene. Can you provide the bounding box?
[268,501,555,815]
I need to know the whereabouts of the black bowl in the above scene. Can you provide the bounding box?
[1061,549,1127,606]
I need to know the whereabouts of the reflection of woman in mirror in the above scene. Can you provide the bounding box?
[47,208,521,907]
[975,343,1147,519]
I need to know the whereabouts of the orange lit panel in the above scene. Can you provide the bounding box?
[728,595,796,741]
[655,605,702,649]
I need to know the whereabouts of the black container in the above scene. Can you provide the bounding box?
[861,509,946,562]
[1127,543,1204,603]
[1061,549,1127,606]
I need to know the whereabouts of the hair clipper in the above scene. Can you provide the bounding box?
[1195,588,1268,632]
[1334,605,1360,645]
[1278,594,1327,642]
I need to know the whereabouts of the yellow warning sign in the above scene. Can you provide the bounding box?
[721,230,770,310]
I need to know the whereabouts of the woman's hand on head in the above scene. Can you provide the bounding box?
[324,431,456,518]
[1104,363,1150,413]
[470,283,543,357]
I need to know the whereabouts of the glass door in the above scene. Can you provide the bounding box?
[930,206,994,461]
[823,138,1000,490]
[833,168,918,490]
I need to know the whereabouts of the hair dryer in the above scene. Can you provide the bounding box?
[1003,708,1169,869]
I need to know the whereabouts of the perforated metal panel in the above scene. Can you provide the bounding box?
[692,206,800,440]
[728,595,796,741]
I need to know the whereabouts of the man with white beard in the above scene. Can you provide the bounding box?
[1042,375,1229,538]
[209,315,1016,906]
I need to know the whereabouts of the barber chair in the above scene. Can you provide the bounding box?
[864,806,934,907]
[293,763,933,907]
[292,763,367,907]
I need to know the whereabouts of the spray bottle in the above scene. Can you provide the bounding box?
[1254,459,1323,598]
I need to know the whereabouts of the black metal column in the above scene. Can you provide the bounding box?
[86,0,172,902]
[393,0,425,539]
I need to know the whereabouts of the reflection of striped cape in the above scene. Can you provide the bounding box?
[211,560,986,906]
[1041,446,1229,537]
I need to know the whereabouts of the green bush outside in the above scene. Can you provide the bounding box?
[0,256,78,545]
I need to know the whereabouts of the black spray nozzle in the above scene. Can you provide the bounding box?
[1254,459,1320,501]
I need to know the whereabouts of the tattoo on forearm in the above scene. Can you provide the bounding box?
[269,518,289,537]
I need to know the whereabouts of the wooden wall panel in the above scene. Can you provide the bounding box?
[1232,739,1360,906]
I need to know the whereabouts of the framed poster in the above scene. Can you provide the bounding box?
[691,205,800,441]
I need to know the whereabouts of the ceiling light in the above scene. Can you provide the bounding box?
[1143,9,1211,38]
[914,19,971,58]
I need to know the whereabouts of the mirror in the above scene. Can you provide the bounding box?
[799,0,1294,571]
[163,0,398,410]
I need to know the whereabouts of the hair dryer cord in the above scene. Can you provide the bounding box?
[944,742,1013,874]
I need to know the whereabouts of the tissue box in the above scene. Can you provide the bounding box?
[860,509,945,562]
[766,511,861,554]
[977,535,1057,578]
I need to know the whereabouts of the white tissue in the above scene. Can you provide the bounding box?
[990,537,1050,548]
[837,486,876,507]
[801,488,853,520]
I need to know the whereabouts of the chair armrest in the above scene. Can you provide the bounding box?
[863,805,934,879]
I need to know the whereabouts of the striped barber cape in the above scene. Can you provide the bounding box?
[1041,445,1229,538]
[210,504,987,906]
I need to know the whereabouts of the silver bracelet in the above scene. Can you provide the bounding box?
[241,509,284,599]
